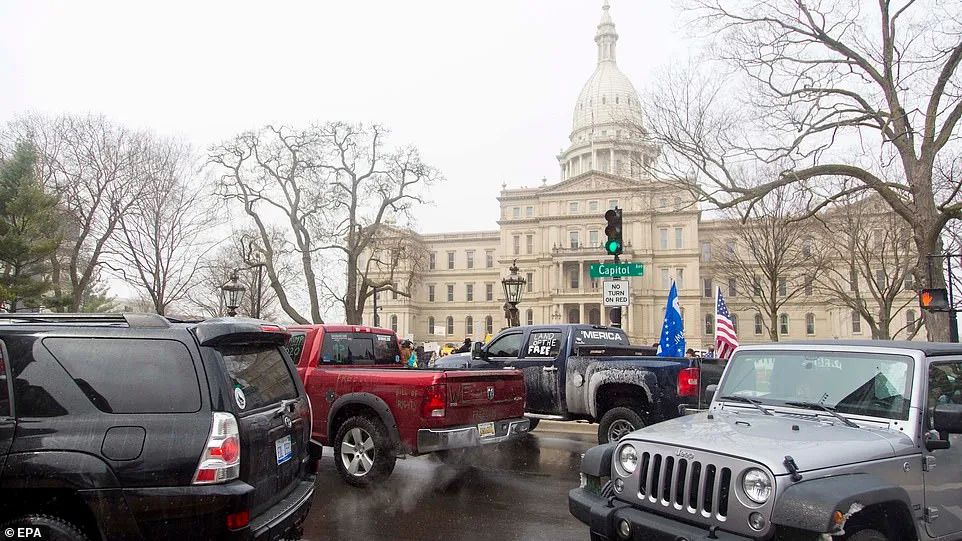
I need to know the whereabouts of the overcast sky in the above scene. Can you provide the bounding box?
[0,0,690,234]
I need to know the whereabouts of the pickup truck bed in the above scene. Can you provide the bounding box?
[286,324,529,486]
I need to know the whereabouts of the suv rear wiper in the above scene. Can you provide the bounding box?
[784,401,860,428]
[718,395,772,416]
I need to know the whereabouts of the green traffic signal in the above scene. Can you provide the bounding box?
[604,207,623,256]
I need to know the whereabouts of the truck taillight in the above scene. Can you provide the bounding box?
[421,384,447,418]
[677,367,699,398]
[193,412,241,484]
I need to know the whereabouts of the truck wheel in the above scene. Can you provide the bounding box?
[334,415,397,487]
[598,407,645,444]
[1,514,90,541]
[525,417,540,431]
[844,529,888,541]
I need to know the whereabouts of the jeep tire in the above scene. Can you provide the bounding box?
[598,407,645,444]
[334,415,397,487]
[1,514,90,541]
[525,417,540,431]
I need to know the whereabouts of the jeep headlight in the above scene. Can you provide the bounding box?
[742,468,773,504]
[618,445,638,475]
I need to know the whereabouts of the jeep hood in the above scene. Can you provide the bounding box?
[624,409,916,475]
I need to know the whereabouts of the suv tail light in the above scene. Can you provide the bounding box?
[677,367,699,398]
[192,411,241,484]
[421,384,447,418]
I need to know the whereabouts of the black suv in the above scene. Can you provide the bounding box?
[0,313,317,540]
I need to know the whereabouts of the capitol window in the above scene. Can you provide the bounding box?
[588,200,598,212]
[589,230,598,247]
[513,207,520,219]
[485,251,494,268]
[447,284,454,302]
[569,201,579,213]
[659,228,668,250]
[608,199,618,209]
[525,206,533,217]
[526,234,533,254]
[485,316,494,335]
[569,231,580,249]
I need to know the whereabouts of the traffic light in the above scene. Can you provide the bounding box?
[920,288,949,311]
[604,208,623,256]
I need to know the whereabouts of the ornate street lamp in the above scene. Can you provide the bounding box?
[221,270,246,317]
[501,260,526,327]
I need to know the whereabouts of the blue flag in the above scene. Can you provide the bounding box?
[657,282,686,357]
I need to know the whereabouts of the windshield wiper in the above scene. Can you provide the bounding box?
[719,395,772,415]
[784,401,860,428]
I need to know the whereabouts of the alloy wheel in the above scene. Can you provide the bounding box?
[607,419,635,442]
[340,427,376,476]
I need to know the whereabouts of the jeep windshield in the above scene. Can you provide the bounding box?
[716,350,914,421]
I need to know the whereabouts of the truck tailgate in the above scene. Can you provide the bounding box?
[442,369,525,424]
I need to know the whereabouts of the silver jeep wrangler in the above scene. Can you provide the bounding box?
[569,341,962,541]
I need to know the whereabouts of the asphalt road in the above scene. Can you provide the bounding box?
[301,422,597,541]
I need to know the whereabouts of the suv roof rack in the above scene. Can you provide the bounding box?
[0,312,171,328]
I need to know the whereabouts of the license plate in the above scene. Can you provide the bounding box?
[275,435,293,465]
[478,422,496,438]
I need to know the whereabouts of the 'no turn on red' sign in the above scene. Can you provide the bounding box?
[603,279,630,307]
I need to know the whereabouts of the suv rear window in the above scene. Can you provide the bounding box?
[286,332,307,365]
[43,338,201,414]
[215,345,298,412]
[321,332,399,365]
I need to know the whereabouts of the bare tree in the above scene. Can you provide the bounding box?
[643,0,962,340]
[816,195,920,339]
[316,123,439,324]
[211,122,440,325]
[6,114,154,311]
[709,187,824,341]
[112,141,215,315]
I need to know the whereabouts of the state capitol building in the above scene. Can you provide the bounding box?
[364,2,920,348]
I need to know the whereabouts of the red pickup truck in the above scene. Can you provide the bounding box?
[285,324,529,486]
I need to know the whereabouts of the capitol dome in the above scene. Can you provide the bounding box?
[570,1,642,138]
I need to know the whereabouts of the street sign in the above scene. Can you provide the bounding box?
[603,279,630,307]
[590,262,644,279]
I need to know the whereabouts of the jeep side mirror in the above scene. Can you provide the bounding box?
[705,384,718,402]
[933,403,962,434]
[472,341,486,360]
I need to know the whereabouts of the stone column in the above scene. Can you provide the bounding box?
[579,261,585,291]
[579,303,586,325]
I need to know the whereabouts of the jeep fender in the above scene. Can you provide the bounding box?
[586,368,656,419]
[580,443,616,478]
[327,392,402,449]
[0,451,119,490]
[771,473,915,534]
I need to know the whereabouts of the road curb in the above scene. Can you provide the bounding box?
[534,419,596,434]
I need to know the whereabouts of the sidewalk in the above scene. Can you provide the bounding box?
[533,419,596,435]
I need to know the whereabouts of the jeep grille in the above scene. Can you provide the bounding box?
[638,452,732,520]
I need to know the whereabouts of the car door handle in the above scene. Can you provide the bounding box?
[542,366,558,373]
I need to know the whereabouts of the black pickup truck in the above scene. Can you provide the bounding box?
[436,324,724,443]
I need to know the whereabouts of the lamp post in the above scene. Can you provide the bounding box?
[501,260,526,327]
[220,270,246,317]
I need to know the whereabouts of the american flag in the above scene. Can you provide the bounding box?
[715,287,739,359]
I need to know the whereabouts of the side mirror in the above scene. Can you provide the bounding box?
[472,341,486,360]
[933,403,962,434]
[705,384,718,403]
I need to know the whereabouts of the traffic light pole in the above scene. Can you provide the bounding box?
[604,207,625,329]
